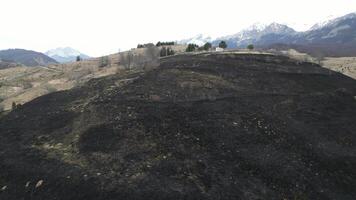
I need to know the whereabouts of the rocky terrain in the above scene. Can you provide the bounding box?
[0,52,355,200]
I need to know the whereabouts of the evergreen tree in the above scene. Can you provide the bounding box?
[219,41,227,49]
[203,42,212,51]
[247,44,254,50]
[186,44,198,52]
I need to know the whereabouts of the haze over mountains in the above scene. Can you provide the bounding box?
[45,47,91,63]
[180,12,356,56]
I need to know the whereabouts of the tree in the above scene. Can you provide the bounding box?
[120,51,134,70]
[76,56,81,62]
[156,41,175,47]
[160,47,175,57]
[247,44,254,50]
[186,44,198,52]
[219,41,227,49]
[203,42,212,51]
[145,46,159,61]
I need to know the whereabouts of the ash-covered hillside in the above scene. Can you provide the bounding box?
[0,53,356,200]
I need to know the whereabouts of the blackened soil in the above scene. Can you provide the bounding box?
[0,53,356,200]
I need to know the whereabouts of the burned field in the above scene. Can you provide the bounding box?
[0,53,356,200]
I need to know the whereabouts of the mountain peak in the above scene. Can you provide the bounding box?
[45,47,90,63]
[178,34,213,46]
[46,47,82,57]
[264,22,296,34]
[245,22,268,32]
[310,12,356,30]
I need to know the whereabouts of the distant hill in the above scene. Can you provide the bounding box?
[46,47,90,63]
[0,49,58,67]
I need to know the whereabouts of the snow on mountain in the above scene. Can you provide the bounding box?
[310,12,356,30]
[179,22,297,48]
[45,47,90,63]
[46,47,81,57]
[178,34,213,46]
[310,15,336,30]
[213,22,297,48]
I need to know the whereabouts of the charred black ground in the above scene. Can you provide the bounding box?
[0,53,356,200]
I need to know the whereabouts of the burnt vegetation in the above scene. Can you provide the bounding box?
[0,53,356,200]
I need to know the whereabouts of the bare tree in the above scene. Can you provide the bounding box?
[120,51,134,70]
[99,56,110,68]
[145,46,159,62]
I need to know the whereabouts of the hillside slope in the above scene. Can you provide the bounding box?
[0,53,356,200]
[0,49,58,67]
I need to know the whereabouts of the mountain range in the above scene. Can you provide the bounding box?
[180,12,356,56]
[45,47,90,63]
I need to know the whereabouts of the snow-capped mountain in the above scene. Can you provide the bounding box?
[178,23,297,48]
[301,12,356,43]
[309,15,336,31]
[178,12,356,56]
[178,34,213,46]
[213,22,297,48]
[310,12,356,30]
[45,47,90,63]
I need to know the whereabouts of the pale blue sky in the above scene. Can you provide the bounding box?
[0,0,355,56]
